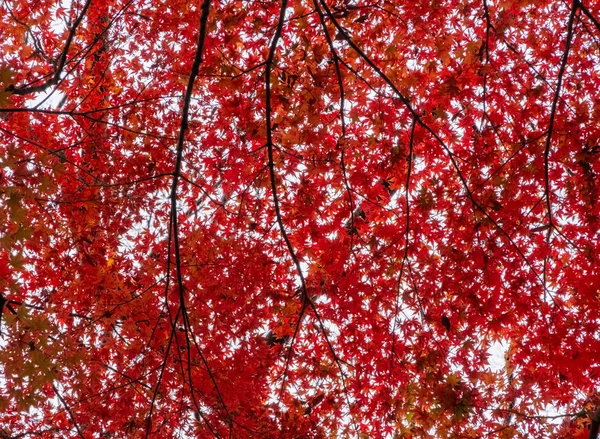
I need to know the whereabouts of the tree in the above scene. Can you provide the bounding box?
[0,0,599,437]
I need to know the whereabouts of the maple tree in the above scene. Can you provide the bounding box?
[0,0,600,437]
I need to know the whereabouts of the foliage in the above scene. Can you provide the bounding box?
[0,0,600,437]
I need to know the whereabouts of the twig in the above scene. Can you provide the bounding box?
[52,385,85,439]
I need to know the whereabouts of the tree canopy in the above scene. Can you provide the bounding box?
[1,0,600,437]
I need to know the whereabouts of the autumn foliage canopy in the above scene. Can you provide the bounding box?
[1,0,600,437]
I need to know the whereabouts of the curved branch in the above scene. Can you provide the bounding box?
[312,0,355,250]
[543,0,578,228]
[579,1,600,35]
[265,0,305,294]
[390,117,416,365]
[264,0,312,397]
[52,385,85,439]
[146,0,226,437]
[319,0,553,301]
[9,0,93,96]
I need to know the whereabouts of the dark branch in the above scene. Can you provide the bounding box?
[264,0,312,398]
[319,0,554,301]
[52,385,85,439]
[390,117,416,366]
[9,0,93,96]
[579,2,600,35]
[543,0,578,228]
[589,405,600,439]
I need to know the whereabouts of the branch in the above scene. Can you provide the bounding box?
[145,306,187,438]
[1,428,64,439]
[52,385,85,439]
[543,0,578,228]
[390,117,416,366]
[481,405,586,421]
[579,1,600,35]
[589,405,600,439]
[481,0,493,128]
[541,0,578,302]
[312,0,355,251]
[319,0,554,301]
[264,0,312,397]
[9,0,93,96]
[146,0,223,437]
[265,0,304,293]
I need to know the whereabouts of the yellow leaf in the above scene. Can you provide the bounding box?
[0,90,12,108]
[0,66,15,85]
[0,66,15,109]
[446,373,461,388]
[499,426,516,439]
[9,252,25,269]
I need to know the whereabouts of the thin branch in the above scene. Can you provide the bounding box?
[487,406,586,421]
[542,0,578,301]
[265,0,305,294]
[319,0,553,302]
[481,0,493,129]
[147,0,221,437]
[579,2,600,34]
[145,306,184,438]
[543,0,578,228]
[390,117,416,366]
[589,405,600,439]
[312,0,355,251]
[52,385,85,439]
[306,298,360,436]
[183,307,233,434]
[9,0,93,96]
[169,0,225,434]
[264,0,312,397]
[2,428,65,439]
